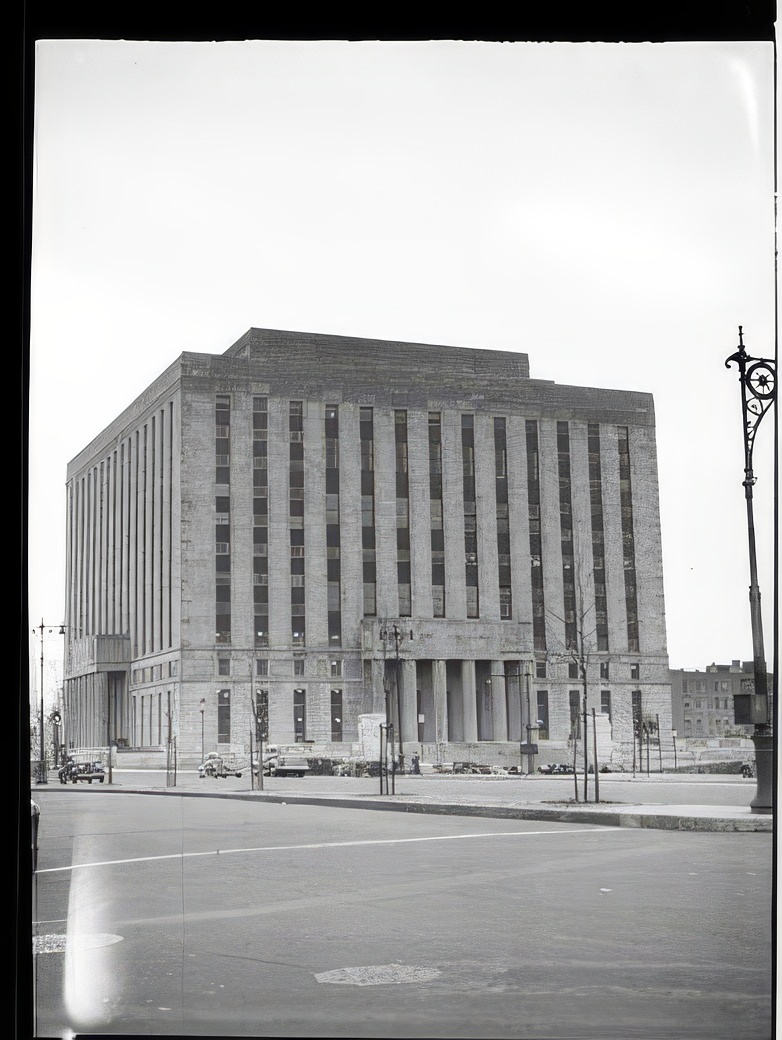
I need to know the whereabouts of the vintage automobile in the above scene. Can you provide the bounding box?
[252,746,280,777]
[198,752,242,779]
[270,752,309,778]
[58,758,106,784]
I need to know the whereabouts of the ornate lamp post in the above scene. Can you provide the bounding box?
[725,326,776,814]
[380,622,413,775]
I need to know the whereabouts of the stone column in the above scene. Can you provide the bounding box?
[490,662,508,741]
[461,660,478,742]
[370,657,386,716]
[506,669,522,742]
[433,659,448,743]
[400,659,418,749]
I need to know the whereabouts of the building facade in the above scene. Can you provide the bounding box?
[61,329,671,768]
[669,661,770,739]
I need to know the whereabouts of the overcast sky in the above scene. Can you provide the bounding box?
[28,38,776,695]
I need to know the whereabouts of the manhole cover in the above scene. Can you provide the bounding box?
[33,934,67,954]
[33,933,123,954]
[315,964,441,986]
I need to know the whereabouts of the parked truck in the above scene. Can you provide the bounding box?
[253,745,310,778]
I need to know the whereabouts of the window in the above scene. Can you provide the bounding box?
[569,690,581,739]
[294,689,306,742]
[217,689,231,743]
[630,663,640,680]
[330,659,343,677]
[218,659,230,676]
[331,689,343,742]
[294,658,305,677]
[536,661,547,679]
[494,417,511,616]
[256,659,268,677]
[254,689,268,741]
[588,424,609,651]
[462,415,478,618]
[526,421,546,651]
[601,690,612,720]
[289,400,303,436]
[632,690,643,734]
[558,422,577,649]
[600,661,610,680]
[618,427,639,651]
[536,691,549,739]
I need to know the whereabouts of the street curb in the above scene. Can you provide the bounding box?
[47,784,773,832]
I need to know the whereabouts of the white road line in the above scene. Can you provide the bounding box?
[35,825,616,874]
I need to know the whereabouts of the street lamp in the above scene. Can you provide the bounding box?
[725,326,776,814]
[32,620,65,785]
[199,698,206,764]
[523,663,534,775]
[380,623,413,774]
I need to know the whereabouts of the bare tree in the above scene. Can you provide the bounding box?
[545,522,601,802]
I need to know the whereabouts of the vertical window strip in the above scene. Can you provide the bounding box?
[526,420,546,651]
[395,410,411,617]
[253,397,269,647]
[429,412,445,617]
[462,414,479,618]
[494,417,511,618]
[290,402,305,644]
[215,396,231,645]
[557,421,577,649]
[618,427,639,652]
[326,404,342,644]
[294,687,307,742]
[360,407,376,616]
[331,688,343,742]
[587,424,609,652]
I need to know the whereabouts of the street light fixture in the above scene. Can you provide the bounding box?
[725,326,776,814]
[32,620,65,785]
[199,698,206,764]
[380,623,413,775]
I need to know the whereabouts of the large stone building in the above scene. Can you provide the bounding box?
[61,328,672,769]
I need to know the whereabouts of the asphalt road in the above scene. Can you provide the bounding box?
[30,790,772,1039]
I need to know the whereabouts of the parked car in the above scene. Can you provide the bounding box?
[58,758,105,784]
[252,746,279,777]
[198,752,242,778]
[272,753,309,778]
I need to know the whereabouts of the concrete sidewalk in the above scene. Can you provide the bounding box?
[37,768,774,832]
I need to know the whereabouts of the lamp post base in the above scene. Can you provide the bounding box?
[750,724,774,815]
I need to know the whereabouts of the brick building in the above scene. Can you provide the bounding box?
[669,661,770,739]
[61,328,672,768]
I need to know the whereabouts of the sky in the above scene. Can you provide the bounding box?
[27,37,777,702]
